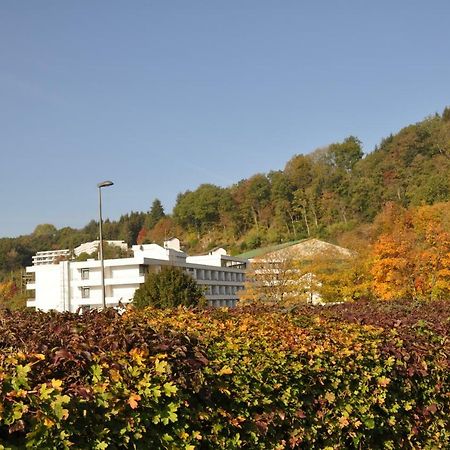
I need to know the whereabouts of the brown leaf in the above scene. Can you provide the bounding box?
[9,420,25,434]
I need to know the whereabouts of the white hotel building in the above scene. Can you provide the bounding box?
[26,239,248,312]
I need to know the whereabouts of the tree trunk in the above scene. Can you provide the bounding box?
[287,210,297,236]
[310,201,319,228]
[252,207,259,230]
[302,207,310,236]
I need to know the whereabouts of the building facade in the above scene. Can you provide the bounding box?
[26,241,248,312]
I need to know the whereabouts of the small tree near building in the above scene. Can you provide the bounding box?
[241,241,364,305]
[133,266,205,309]
[241,255,304,305]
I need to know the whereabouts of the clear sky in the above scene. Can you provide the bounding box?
[1,1,449,237]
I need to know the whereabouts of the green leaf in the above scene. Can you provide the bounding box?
[163,382,177,397]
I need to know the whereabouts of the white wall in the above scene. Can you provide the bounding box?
[110,265,139,279]
[34,265,63,311]
[112,285,137,302]
[187,255,221,266]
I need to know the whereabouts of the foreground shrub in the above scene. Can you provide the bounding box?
[0,300,449,448]
[133,266,205,309]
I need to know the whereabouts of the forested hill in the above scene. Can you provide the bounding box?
[1,108,450,280]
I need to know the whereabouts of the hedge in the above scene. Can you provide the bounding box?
[0,300,449,449]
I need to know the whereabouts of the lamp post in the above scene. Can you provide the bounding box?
[97,180,114,309]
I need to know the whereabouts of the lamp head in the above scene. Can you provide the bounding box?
[97,180,114,188]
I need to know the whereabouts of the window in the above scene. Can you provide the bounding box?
[81,269,89,280]
[81,287,90,299]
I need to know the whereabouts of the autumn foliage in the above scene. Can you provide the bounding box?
[1,301,449,448]
[0,281,18,305]
[371,202,450,301]
[243,201,450,305]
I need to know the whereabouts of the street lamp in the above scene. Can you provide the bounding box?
[97,180,114,309]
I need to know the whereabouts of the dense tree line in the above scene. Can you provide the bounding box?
[164,110,450,252]
[1,108,449,286]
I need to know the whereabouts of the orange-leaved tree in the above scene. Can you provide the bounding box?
[371,202,450,300]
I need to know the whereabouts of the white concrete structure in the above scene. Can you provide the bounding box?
[26,240,248,312]
[32,249,71,266]
[187,251,247,269]
[74,240,128,257]
[163,237,181,252]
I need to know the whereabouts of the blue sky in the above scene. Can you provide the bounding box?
[1,1,449,237]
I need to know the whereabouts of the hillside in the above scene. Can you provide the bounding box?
[1,108,449,285]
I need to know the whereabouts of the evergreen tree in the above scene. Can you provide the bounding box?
[442,106,450,122]
[145,199,165,230]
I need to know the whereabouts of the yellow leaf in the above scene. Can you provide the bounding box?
[155,359,168,374]
[44,417,55,427]
[218,366,233,376]
[377,377,390,388]
[110,369,121,382]
[193,431,202,440]
[338,416,349,428]
[51,379,63,390]
[129,348,146,365]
